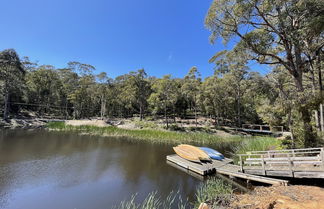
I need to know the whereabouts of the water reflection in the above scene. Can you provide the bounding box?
[0,130,200,209]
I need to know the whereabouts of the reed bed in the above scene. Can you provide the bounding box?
[231,137,283,163]
[47,121,245,146]
[114,178,234,209]
[113,191,188,209]
[194,178,233,208]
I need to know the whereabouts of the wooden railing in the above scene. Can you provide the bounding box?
[238,148,324,177]
[242,124,284,133]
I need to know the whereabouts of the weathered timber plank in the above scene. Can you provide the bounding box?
[166,155,288,185]
[216,168,288,185]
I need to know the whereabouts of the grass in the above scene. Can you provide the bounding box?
[194,178,233,209]
[231,137,283,163]
[47,121,245,146]
[114,179,234,209]
[113,191,188,209]
[48,121,283,160]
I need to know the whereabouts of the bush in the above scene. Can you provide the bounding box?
[133,120,159,129]
[166,124,185,131]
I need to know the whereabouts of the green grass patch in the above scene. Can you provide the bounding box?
[232,137,283,155]
[113,191,188,209]
[47,121,245,146]
[231,137,284,163]
[194,178,233,208]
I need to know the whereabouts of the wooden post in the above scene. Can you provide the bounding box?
[261,155,266,175]
[239,155,243,172]
[287,153,293,177]
[267,151,270,159]
[321,104,324,132]
[321,148,324,170]
[292,150,295,159]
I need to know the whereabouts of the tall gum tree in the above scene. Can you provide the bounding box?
[205,0,324,147]
[0,49,25,120]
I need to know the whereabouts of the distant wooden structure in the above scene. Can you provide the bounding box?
[166,155,288,186]
[238,147,324,178]
[240,124,284,135]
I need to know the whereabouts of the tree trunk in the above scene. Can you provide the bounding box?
[317,50,323,94]
[65,100,68,120]
[314,110,320,132]
[293,70,304,92]
[164,103,168,129]
[292,67,318,147]
[321,104,324,132]
[3,88,9,120]
[300,106,316,147]
[139,104,143,121]
[194,107,197,127]
[287,109,294,148]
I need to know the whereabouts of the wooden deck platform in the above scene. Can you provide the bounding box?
[166,155,288,186]
[238,147,324,179]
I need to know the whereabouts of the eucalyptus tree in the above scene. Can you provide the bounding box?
[25,65,64,115]
[0,49,25,120]
[57,68,79,118]
[205,0,324,146]
[148,75,178,128]
[200,75,227,125]
[127,69,151,120]
[182,66,201,126]
[67,61,96,118]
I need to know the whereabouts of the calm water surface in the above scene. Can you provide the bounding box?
[0,130,206,209]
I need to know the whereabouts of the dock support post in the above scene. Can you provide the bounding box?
[239,155,243,172]
[287,153,293,177]
[321,148,324,171]
[261,155,266,175]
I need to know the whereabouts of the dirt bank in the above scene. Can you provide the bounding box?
[0,118,47,129]
[230,185,324,209]
[65,119,109,127]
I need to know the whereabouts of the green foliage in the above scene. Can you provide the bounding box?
[232,137,283,163]
[233,137,282,154]
[114,191,188,209]
[0,49,25,119]
[194,178,233,208]
[205,0,324,146]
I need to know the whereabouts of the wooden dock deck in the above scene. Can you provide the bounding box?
[238,147,324,179]
[166,155,288,186]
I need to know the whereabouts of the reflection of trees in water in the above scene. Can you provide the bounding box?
[0,130,200,206]
[117,142,199,201]
[0,130,124,206]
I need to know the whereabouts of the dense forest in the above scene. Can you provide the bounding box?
[0,0,323,148]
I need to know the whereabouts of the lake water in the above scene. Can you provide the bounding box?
[0,130,235,209]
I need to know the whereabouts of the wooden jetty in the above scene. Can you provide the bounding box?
[238,147,324,178]
[166,155,288,186]
[240,124,284,135]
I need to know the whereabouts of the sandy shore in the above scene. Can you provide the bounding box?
[230,185,324,209]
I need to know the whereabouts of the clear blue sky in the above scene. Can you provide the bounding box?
[0,0,269,78]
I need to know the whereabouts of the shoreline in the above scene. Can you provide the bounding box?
[0,118,48,129]
[47,121,246,146]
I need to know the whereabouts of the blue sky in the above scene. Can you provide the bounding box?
[0,0,269,78]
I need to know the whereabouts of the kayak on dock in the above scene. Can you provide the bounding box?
[173,144,211,163]
[200,147,224,160]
